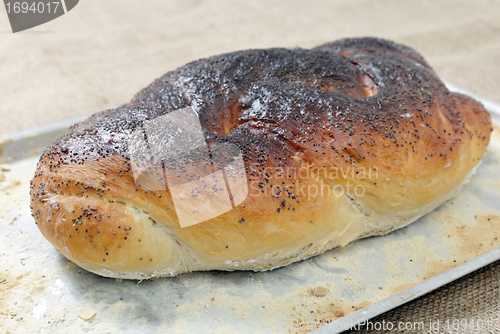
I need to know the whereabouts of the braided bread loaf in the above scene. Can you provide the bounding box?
[30,38,492,279]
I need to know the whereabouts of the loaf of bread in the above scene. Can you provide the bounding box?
[30,38,492,279]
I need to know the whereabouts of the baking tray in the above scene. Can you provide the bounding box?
[1,85,499,334]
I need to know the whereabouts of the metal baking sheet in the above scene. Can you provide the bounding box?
[1,86,499,334]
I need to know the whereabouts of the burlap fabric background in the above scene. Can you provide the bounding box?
[1,1,499,333]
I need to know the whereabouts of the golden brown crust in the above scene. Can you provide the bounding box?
[30,37,492,278]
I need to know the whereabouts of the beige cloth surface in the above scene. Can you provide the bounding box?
[0,1,499,333]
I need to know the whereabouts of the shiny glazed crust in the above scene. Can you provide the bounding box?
[30,38,492,279]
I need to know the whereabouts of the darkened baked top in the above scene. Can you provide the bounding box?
[34,37,491,213]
